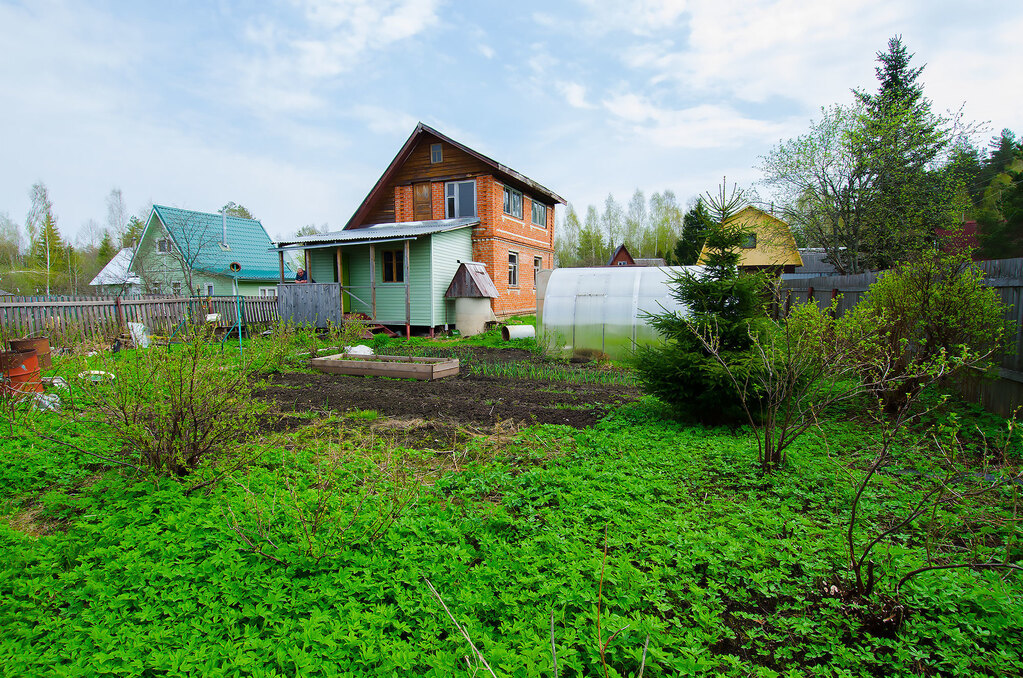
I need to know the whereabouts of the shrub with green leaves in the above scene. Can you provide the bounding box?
[73,335,260,476]
[840,249,1007,410]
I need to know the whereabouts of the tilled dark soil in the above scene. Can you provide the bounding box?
[254,371,638,428]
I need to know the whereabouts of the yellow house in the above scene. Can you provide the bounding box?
[698,206,803,274]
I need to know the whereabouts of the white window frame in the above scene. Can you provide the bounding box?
[508,251,519,287]
[157,237,173,254]
[533,255,543,285]
[206,283,215,296]
[531,200,547,227]
[171,281,182,295]
[445,180,476,218]
[503,186,523,219]
[152,281,162,294]
[430,143,443,163]
[258,286,277,297]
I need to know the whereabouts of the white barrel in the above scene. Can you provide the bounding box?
[501,325,536,341]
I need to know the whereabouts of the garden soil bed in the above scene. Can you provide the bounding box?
[254,367,638,429]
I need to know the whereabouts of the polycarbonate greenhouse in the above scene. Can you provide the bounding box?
[539,265,700,360]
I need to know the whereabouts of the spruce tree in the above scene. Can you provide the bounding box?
[635,183,770,424]
[97,230,116,266]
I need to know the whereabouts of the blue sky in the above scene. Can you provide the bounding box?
[1,0,1021,244]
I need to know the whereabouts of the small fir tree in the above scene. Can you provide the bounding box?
[635,183,770,424]
[665,199,711,266]
[97,230,116,267]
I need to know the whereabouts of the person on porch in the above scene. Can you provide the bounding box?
[295,267,309,283]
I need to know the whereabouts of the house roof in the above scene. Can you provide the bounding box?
[138,205,288,281]
[793,250,839,275]
[275,217,478,249]
[344,122,566,230]
[635,257,668,267]
[445,261,500,299]
[89,248,142,287]
[700,206,803,268]
[607,244,635,266]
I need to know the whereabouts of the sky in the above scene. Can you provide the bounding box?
[1,0,1021,245]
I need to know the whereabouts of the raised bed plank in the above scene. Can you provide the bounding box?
[308,353,459,381]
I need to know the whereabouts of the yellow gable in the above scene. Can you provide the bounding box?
[698,206,803,268]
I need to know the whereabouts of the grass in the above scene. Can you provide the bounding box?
[2,337,1022,676]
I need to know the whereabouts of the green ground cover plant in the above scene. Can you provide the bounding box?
[2,354,1022,677]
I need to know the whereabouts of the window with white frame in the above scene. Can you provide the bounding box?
[259,287,277,297]
[171,281,182,295]
[152,281,162,294]
[206,283,215,296]
[533,256,543,284]
[382,250,404,283]
[508,251,519,287]
[503,186,523,218]
[445,180,476,218]
[430,143,442,163]
[157,237,173,253]
[531,200,547,227]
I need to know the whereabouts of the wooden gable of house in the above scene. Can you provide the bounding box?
[358,133,493,227]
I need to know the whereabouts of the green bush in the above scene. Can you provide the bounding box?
[73,334,261,476]
[840,249,1007,410]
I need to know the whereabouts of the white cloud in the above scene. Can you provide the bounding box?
[557,81,594,109]
[235,0,441,113]
[602,92,789,148]
[578,0,689,35]
[349,106,419,136]
[618,0,905,106]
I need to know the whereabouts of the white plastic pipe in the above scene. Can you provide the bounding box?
[501,325,535,341]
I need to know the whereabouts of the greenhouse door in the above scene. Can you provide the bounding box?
[573,273,608,356]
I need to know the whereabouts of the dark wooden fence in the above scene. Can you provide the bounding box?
[780,257,1023,416]
[0,294,279,347]
[277,283,341,328]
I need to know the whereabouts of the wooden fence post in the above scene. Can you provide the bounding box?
[115,296,125,332]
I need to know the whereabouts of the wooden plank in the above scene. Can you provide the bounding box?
[308,355,459,380]
[279,251,285,284]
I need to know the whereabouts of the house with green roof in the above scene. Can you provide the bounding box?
[130,205,289,297]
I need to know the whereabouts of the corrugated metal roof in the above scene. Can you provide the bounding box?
[794,250,839,274]
[89,248,142,286]
[151,205,288,280]
[277,218,478,247]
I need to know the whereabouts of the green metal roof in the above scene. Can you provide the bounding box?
[151,205,288,281]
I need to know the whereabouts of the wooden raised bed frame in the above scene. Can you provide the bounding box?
[308,353,459,381]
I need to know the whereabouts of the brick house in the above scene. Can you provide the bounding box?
[275,123,565,331]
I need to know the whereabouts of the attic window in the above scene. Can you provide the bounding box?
[157,237,173,254]
[741,233,757,249]
[430,143,442,163]
[445,180,476,218]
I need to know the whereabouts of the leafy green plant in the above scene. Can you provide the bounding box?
[841,249,1007,411]
[69,332,261,476]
